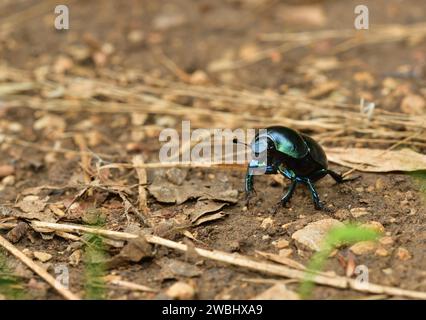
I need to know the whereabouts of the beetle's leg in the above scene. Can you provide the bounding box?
[281,180,297,206]
[327,170,344,183]
[245,164,259,208]
[278,167,295,180]
[245,168,254,194]
[310,169,345,184]
[304,179,323,210]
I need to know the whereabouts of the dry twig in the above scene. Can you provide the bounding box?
[0,234,80,300]
[30,221,426,300]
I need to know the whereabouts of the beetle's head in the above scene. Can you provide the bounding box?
[250,135,280,173]
[251,136,275,157]
[233,133,279,175]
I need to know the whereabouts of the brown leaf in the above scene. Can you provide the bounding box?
[346,252,356,277]
[188,200,227,223]
[16,195,48,213]
[6,222,28,243]
[192,212,226,226]
[3,200,56,222]
[107,238,153,269]
[325,147,426,172]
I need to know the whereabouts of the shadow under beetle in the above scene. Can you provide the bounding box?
[236,126,346,210]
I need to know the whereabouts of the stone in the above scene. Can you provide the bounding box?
[375,247,389,257]
[379,236,394,246]
[252,284,299,300]
[33,251,53,262]
[274,239,289,249]
[396,247,411,261]
[69,250,82,266]
[260,217,274,229]
[350,207,370,218]
[361,221,385,234]
[350,241,377,255]
[400,94,425,115]
[291,219,344,251]
[166,282,195,300]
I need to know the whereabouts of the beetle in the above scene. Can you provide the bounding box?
[238,126,344,210]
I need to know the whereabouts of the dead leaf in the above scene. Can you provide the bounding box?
[325,148,426,172]
[16,195,48,213]
[3,199,56,222]
[188,200,227,223]
[6,222,28,243]
[192,212,226,226]
[107,238,153,269]
[346,252,356,277]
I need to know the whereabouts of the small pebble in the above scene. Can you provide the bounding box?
[379,236,394,246]
[350,241,377,255]
[33,251,53,263]
[2,175,15,186]
[350,207,370,218]
[382,268,393,275]
[375,247,389,257]
[274,239,289,249]
[166,282,195,300]
[361,221,385,234]
[396,247,411,261]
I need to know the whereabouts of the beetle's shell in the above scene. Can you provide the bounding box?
[300,133,328,169]
[252,126,329,176]
[260,126,309,159]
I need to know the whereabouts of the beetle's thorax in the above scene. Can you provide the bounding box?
[279,152,323,177]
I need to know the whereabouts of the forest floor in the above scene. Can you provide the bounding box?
[0,0,425,300]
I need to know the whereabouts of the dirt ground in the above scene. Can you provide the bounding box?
[0,0,425,300]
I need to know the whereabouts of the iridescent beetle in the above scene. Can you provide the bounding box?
[236,126,344,210]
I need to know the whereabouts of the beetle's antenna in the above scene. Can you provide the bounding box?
[232,138,250,148]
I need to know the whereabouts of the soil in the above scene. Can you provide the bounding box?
[0,0,425,300]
